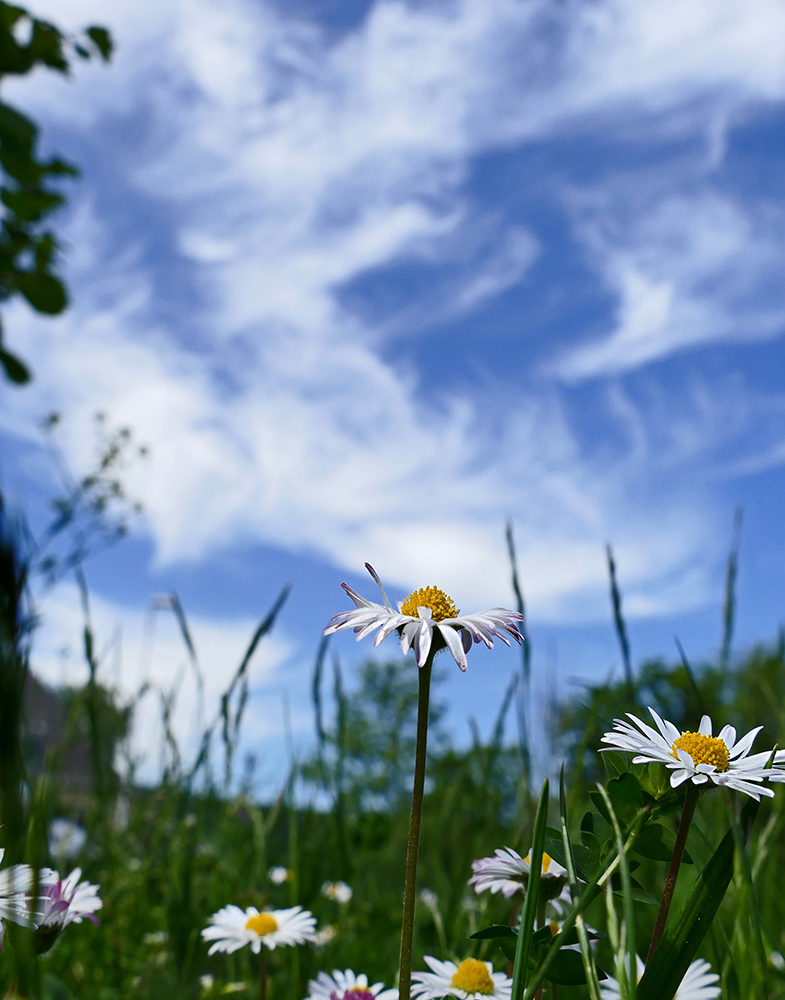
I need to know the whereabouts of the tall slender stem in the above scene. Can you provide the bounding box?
[647,783,699,962]
[259,948,267,1000]
[398,652,434,1000]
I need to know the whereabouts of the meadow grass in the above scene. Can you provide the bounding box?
[1,504,784,999]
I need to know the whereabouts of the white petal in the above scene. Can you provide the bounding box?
[438,624,468,672]
[698,715,713,736]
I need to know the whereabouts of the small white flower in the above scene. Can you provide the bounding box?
[36,867,102,929]
[600,955,720,1000]
[200,974,215,994]
[313,924,338,947]
[304,968,397,1000]
[469,847,567,900]
[321,880,352,904]
[202,904,316,955]
[324,564,523,672]
[412,957,512,1000]
[601,708,779,800]
[0,849,34,949]
[144,930,169,946]
[48,819,87,861]
[268,866,293,885]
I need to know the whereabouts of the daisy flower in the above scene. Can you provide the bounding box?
[411,957,512,1000]
[601,708,779,800]
[469,847,568,900]
[324,563,522,672]
[304,968,397,1000]
[321,880,352,904]
[0,849,34,949]
[36,867,102,928]
[600,955,720,1000]
[268,866,293,885]
[202,904,316,955]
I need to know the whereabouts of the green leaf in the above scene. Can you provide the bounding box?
[16,270,67,313]
[544,949,608,987]
[544,828,596,881]
[470,925,516,940]
[86,26,113,61]
[637,796,760,1000]
[633,823,693,865]
[0,345,30,383]
[0,102,37,147]
[608,771,645,806]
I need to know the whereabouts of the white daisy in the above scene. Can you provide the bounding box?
[268,866,293,885]
[36,867,102,928]
[411,957,512,1000]
[324,563,523,672]
[0,849,34,948]
[469,846,568,900]
[202,904,316,955]
[600,955,720,1000]
[304,968,397,1000]
[321,880,352,904]
[601,708,779,799]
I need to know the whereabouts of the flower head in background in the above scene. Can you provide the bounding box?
[412,957,512,1000]
[601,708,779,800]
[305,969,397,1000]
[313,924,338,948]
[469,847,568,900]
[0,849,34,949]
[321,880,352,904]
[600,955,720,1000]
[36,868,102,930]
[202,904,315,955]
[268,866,293,885]
[324,563,522,671]
[48,819,87,862]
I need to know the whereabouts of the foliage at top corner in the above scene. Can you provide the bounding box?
[0,1,112,385]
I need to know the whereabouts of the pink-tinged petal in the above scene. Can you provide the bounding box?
[374,614,409,645]
[728,726,763,759]
[354,618,385,642]
[698,715,713,737]
[438,624,467,671]
[364,563,393,611]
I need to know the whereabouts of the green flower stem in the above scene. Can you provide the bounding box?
[398,651,435,1000]
[646,782,699,962]
[259,948,267,1000]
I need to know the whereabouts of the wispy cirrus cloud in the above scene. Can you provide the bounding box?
[4,0,785,638]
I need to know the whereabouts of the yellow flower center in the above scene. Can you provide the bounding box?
[450,959,494,995]
[244,913,278,936]
[525,851,555,874]
[671,732,730,772]
[400,586,458,622]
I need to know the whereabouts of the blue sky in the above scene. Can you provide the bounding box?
[3,0,785,793]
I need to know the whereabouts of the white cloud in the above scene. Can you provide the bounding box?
[554,190,785,380]
[6,0,785,633]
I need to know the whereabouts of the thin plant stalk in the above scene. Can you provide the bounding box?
[558,768,602,1000]
[647,783,699,962]
[259,948,268,1000]
[398,650,435,1000]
